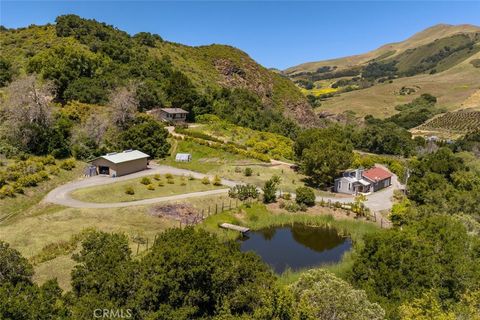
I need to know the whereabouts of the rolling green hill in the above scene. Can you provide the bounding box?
[284,24,480,119]
[0,15,316,129]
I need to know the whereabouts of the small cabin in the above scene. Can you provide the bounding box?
[156,108,189,123]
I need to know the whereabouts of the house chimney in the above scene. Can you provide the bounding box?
[356,167,364,180]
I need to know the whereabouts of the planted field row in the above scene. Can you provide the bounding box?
[419,111,480,132]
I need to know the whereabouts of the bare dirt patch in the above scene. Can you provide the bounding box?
[150,203,203,225]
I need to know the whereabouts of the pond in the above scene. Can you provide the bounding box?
[239,223,352,273]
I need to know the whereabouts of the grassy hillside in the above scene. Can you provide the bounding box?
[0,15,316,128]
[286,24,480,74]
[284,24,480,119]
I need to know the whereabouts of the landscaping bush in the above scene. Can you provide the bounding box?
[228,184,259,201]
[165,173,173,179]
[158,181,164,187]
[153,174,161,181]
[125,186,135,195]
[201,177,211,185]
[244,167,253,176]
[295,187,316,207]
[0,185,15,198]
[48,166,60,175]
[284,201,307,212]
[140,177,151,185]
[60,159,76,170]
[146,184,155,190]
[262,175,280,204]
[167,178,174,184]
[17,174,41,187]
[188,174,195,180]
[213,175,222,186]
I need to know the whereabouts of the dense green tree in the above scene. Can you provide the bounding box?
[63,77,110,104]
[0,241,67,319]
[350,215,480,319]
[117,115,170,158]
[65,228,278,319]
[355,122,414,156]
[294,127,353,187]
[213,88,299,139]
[28,39,106,100]
[300,140,353,187]
[290,269,385,320]
[133,32,162,47]
[362,61,398,80]
[135,228,275,319]
[407,148,480,218]
[453,130,480,155]
[386,94,441,129]
[0,56,14,86]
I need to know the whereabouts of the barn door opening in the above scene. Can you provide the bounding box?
[99,166,110,175]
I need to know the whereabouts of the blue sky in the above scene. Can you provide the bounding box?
[1,1,479,69]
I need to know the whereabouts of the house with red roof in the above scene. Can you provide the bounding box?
[334,166,393,195]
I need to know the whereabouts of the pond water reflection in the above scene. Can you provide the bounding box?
[240,223,352,273]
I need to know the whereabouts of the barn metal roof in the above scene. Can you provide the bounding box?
[100,150,149,164]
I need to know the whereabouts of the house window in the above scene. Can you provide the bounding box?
[348,183,351,190]
[338,181,342,189]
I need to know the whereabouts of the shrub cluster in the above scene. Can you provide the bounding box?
[0,155,69,198]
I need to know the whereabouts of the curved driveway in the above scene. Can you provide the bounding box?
[45,163,402,212]
[44,164,237,209]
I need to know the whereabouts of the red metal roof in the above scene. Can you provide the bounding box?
[362,166,392,182]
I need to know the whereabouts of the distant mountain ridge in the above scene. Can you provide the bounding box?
[285,23,480,74]
[284,24,480,119]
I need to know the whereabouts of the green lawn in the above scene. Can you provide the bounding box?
[70,174,226,203]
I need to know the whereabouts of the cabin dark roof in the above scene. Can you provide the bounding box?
[160,108,189,114]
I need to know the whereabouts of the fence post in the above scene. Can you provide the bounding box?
[146,238,149,251]
[215,204,218,214]
[136,243,140,255]
[202,209,204,219]
[222,201,224,212]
